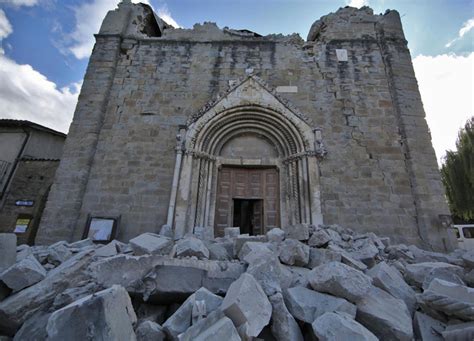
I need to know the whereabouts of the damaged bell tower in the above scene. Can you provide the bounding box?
[36,1,456,251]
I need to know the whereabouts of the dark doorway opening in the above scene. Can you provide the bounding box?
[233,199,263,235]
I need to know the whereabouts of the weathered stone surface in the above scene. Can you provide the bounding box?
[0,250,94,335]
[337,250,368,271]
[283,286,356,323]
[269,292,303,341]
[308,229,331,247]
[307,248,341,268]
[413,311,445,341]
[130,233,173,256]
[278,239,309,266]
[238,241,273,263]
[407,245,463,266]
[224,227,240,238]
[421,266,466,290]
[94,240,125,257]
[347,238,379,267]
[52,281,98,309]
[418,278,474,321]
[0,234,16,273]
[46,241,73,266]
[193,226,214,240]
[356,287,413,341]
[233,235,267,257]
[266,227,285,243]
[135,321,165,341]
[285,223,309,241]
[207,243,231,261]
[178,310,240,341]
[16,245,32,262]
[0,255,46,292]
[12,311,50,341]
[68,238,94,249]
[174,237,209,259]
[312,312,378,341]
[308,261,372,303]
[136,258,245,302]
[221,273,272,337]
[366,261,416,314]
[404,262,464,288]
[162,287,222,340]
[442,322,474,340]
[462,250,474,269]
[280,265,310,289]
[46,285,137,341]
[247,255,283,296]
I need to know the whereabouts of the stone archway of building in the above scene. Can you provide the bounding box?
[168,76,327,238]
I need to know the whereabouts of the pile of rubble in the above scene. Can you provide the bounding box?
[0,224,473,340]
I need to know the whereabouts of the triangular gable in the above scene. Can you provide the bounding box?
[186,76,313,127]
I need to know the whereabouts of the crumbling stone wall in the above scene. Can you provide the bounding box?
[36,3,455,251]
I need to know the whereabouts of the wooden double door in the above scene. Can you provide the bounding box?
[215,166,279,236]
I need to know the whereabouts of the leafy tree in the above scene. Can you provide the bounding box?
[441,117,474,222]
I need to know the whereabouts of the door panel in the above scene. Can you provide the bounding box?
[215,167,279,236]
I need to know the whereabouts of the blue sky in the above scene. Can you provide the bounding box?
[0,0,472,163]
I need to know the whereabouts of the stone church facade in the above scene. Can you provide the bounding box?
[36,1,455,251]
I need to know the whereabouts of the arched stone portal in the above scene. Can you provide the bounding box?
[168,76,327,238]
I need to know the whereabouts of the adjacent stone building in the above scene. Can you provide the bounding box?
[36,1,456,251]
[0,120,65,244]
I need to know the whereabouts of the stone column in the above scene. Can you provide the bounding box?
[166,134,184,226]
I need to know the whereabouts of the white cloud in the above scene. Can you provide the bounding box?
[0,9,12,39]
[0,0,38,6]
[413,53,474,164]
[67,0,153,60]
[0,9,13,55]
[0,53,80,133]
[446,18,474,48]
[346,0,369,8]
[158,4,180,28]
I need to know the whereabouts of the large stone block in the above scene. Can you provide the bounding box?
[285,223,310,241]
[356,287,413,341]
[130,233,173,255]
[173,237,209,259]
[312,312,378,341]
[46,285,137,341]
[178,310,240,341]
[366,261,416,315]
[0,255,46,292]
[162,287,222,340]
[269,292,303,341]
[221,273,272,338]
[404,262,464,288]
[135,321,165,341]
[0,250,94,335]
[308,261,372,303]
[418,278,474,321]
[0,234,16,273]
[283,286,356,323]
[278,239,309,266]
[413,311,445,341]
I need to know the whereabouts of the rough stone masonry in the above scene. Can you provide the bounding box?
[36,0,456,252]
[1,225,474,340]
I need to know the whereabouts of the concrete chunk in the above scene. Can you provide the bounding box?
[404,262,463,288]
[136,321,165,341]
[278,239,309,266]
[0,255,46,292]
[130,233,173,255]
[283,286,356,323]
[162,287,222,340]
[269,292,303,341]
[0,234,17,273]
[174,237,209,259]
[221,273,272,338]
[308,261,372,303]
[312,312,378,341]
[0,250,94,335]
[356,287,413,341]
[413,311,445,341]
[46,285,137,341]
[366,261,416,315]
[442,322,474,341]
[285,223,309,241]
[266,227,285,243]
[418,278,474,321]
